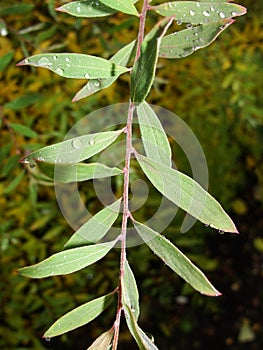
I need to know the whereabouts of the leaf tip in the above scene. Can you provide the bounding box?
[55,6,65,13]
[16,59,27,67]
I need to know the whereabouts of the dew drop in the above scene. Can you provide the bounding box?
[176,20,182,25]
[53,55,58,60]
[29,163,36,169]
[210,6,215,12]
[94,81,100,87]
[219,12,225,19]
[24,58,29,64]
[72,139,83,150]
[218,229,225,234]
[37,57,52,67]
[196,3,200,8]
[55,67,64,75]
[186,23,192,29]
[77,6,81,13]
[203,10,210,17]
[231,11,237,16]
[89,139,95,145]
[189,10,195,16]
[0,27,8,36]
[44,337,51,342]
[85,72,91,79]
[65,57,70,63]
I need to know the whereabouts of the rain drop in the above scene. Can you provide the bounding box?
[231,11,237,16]
[44,337,51,342]
[0,27,8,36]
[55,67,64,75]
[189,10,195,16]
[219,12,225,18]
[210,6,215,12]
[203,10,210,17]
[53,55,58,60]
[85,72,91,79]
[37,57,52,67]
[29,163,36,169]
[176,20,182,25]
[66,57,70,62]
[77,6,81,13]
[89,139,95,145]
[72,139,83,150]
[218,229,225,234]
[196,3,200,8]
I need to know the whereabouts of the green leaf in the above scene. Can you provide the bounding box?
[64,199,122,248]
[133,221,221,296]
[152,1,247,25]
[20,130,123,165]
[123,304,159,350]
[3,170,26,195]
[36,161,122,183]
[159,19,233,59]
[122,260,140,320]
[137,102,171,167]
[87,328,114,349]
[44,292,115,338]
[99,0,138,16]
[18,239,117,278]
[4,94,40,110]
[136,154,238,233]
[0,4,34,16]
[131,18,171,102]
[56,0,116,18]
[0,51,14,72]
[9,123,38,138]
[17,53,129,79]
[73,40,136,101]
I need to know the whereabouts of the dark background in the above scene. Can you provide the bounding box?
[0,0,262,349]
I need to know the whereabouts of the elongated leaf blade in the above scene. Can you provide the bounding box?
[123,304,159,350]
[17,53,128,79]
[133,221,220,296]
[87,327,114,350]
[159,19,233,59]
[56,0,116,18]
[9,123,38,138]
[19,130,123,165]
[44,292,115,338]
[136,154,238,233]
[64,199,122,248]
[37,161,122,183]
[73,40,136,101]
[99,0,138,16]
[131,19,171,102]
[152,1,246,25]
[122,260,140,320]
[137,102,171,167]
[18,239,117,278]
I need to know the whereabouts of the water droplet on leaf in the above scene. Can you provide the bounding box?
[44,337,51,342]
[219,12,225,19]
[85,73,91,79]
[189,10,195,16]
[176,20,182,25]
[37,57,53,67]
[55,68,64,76]
[72,139,83,150]
[89,139,95,145]
[231,11,237,16]
[203,10,210,17]
[77,6,81,13]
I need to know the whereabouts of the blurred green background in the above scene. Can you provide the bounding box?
[0,1,262,349]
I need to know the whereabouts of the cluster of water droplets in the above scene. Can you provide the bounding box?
[76,0,101,14]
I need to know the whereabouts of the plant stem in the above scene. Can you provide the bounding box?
[112,2,150,348]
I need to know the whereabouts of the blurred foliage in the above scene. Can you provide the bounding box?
[0,0,262,349]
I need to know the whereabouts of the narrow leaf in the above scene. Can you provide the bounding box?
[9,123,38,138]
[133,221,221,296]
[56,0,116,18]
[37,161,122,183]
[18,239,117,278]
[44,292,115,338]
[17,53,129,79]
[99,0,138,16]
[19,130,123,165]
[4,94,40,110]
[136,154,238,233]
[87,327,114,350]
[0,51,14,72]
[73,40,136,101]
[152,1,247,25]
[123,304,159,350]
[131,18,172,102]
[64,199,122,248]
[0,4,34,16]
[137,102,171,167]
[122,260,140,320]
[159,19,233,59]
